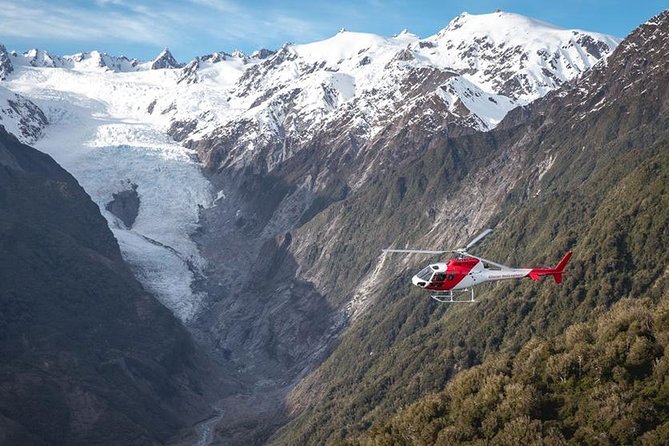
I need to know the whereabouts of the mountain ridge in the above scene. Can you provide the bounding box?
[176,11,618,177]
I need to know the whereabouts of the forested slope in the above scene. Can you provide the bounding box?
[354,291,669,445]
[270,10,669,445]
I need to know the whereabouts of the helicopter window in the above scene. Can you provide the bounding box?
[417,267,434,281]
[433,273,446,282]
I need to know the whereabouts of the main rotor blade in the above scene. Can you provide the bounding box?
[382,249,450,255]
[463,228,493,251]
[459,251,510,270]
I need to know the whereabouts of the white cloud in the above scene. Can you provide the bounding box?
[0,0,344,57]
[187,0,241,14]
[183,0,325,46]
[0,1,173,45]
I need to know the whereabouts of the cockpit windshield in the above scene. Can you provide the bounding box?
[416,266,434,281]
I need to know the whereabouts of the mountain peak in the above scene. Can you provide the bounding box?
[427,12,619,101]
[442,10,564,35]
[23,48,62,68]
[644,8,669,26]
[445,11,469,31]
[393,29,418,40]
[251,48,275,60]
[580,7,669,101]
[150,47,180,70]
[614,8,668,60]
[0,44,13,80]
[63,50,139,72]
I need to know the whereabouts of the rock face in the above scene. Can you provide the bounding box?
[0,86,48,143]
[0,44,13,80]
[150,48,181,70]
[105,182,140,228]
[251,48,276,59]
[0,127,230,445]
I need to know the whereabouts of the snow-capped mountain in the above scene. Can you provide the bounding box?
[12,48,136,71]
[423,11,618,100]
[5,47,186,73]
[162,11,619,177]
[150,48,181,70]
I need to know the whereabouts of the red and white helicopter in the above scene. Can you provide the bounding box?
[383,229,572,302]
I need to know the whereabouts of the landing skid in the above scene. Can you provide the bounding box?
[431,289,475,303]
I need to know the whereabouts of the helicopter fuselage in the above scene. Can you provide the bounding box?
[412,257,532,291]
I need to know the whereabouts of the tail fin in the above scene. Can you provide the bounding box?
[555,251,573,273]
[527,251,573,284]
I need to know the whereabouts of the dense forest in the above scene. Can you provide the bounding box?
[352,293,669,445]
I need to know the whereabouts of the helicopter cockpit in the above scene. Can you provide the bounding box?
[412,264,445,287]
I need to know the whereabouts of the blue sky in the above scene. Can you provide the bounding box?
[0,1,666,62]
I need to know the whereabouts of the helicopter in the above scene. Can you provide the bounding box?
[383,229,572,302]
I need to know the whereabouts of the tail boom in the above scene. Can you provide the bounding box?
[527,251,573,284]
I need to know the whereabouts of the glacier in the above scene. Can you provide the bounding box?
[5,65,212,322]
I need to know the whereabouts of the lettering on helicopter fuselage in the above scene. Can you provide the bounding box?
[487,273,525,280]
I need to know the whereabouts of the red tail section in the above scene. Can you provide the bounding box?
[527,251,572,284]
